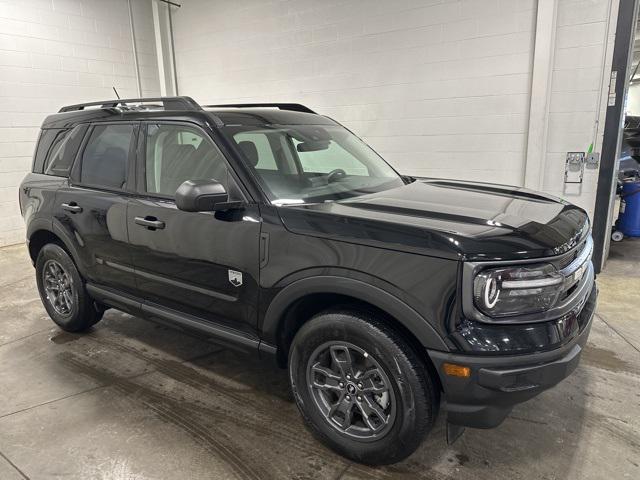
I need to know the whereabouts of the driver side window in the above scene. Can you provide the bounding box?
[145,123,228,197]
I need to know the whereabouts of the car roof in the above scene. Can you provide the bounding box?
[204,107,337,126]
[41,97,337,129]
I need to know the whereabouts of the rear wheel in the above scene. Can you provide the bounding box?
[288,309,438,465]
[36,243,103,332]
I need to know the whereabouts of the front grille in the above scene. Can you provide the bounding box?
[555,236,593,301]
[551,237,587,271]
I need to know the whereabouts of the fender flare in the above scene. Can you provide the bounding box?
[27,219,87,277]
[25,217,52,245]
[261,275,448,351]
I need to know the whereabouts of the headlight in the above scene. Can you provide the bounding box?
[473,263,563,317]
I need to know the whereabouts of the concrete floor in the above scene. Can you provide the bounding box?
[0,241,638,480]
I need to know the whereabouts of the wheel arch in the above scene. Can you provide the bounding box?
[27,226,84,276]
[261,276,448,367]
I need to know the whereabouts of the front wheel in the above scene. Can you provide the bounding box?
[288,309,439,465]
[35,243,103,332]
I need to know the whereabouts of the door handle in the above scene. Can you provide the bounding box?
[134,216,165,230]
[61,202,82,213]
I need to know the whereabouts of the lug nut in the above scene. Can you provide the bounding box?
[339,382,344,388]
[357,383,363,389]
[346,374,351,380]
[357,396,362,401]
[346,395,351,401]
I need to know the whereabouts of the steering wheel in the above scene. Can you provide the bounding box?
[327,168,347,183]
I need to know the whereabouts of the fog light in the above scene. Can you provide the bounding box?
[443,363,471,378]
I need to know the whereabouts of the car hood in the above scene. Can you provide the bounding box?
[277,178,590,261]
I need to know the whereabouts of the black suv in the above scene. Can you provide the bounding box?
[20,97,597,465]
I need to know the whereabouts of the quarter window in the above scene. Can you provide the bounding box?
[80,124,134,189]
[145,123,228,196]
[44,125,87,177]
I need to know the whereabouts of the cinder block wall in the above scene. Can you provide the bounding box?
[0,0,159,247]
[0,0,620,247]
[543,0,617,215]
[173,0,536,185]
[172,0,618,220]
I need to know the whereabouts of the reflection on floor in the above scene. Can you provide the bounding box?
[0,240,638,480]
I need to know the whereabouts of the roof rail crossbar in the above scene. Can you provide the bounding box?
[205,103,316,114]
[58,96,202,113]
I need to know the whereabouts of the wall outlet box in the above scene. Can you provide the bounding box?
[586,152,600,169]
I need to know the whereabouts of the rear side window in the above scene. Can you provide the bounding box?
[33,129,68,174]
[44,125,87,177]
[80,124,134,190]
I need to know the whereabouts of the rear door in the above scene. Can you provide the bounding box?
[127,121,261,335]
[54,122,138,294]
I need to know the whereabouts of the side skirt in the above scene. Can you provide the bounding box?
[86,283,277,359]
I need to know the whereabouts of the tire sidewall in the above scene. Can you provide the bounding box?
[289,310,434,464]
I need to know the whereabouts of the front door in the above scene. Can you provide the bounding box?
[54,122,138,295]
[127,121,261,335]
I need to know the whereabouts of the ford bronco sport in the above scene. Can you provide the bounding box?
[20,97,597,465]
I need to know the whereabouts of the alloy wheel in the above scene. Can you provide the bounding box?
[42,259,74,316]
[306,341,397,441]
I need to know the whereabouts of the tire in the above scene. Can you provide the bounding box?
[288,309,438,465]
[35,243,103,332]
[611,230,624,242]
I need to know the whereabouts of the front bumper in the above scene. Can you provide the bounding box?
[428,283,597,429]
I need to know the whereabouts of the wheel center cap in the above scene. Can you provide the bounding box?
[346,383,356,394]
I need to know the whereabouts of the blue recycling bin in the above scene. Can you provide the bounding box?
[618,180,640,237]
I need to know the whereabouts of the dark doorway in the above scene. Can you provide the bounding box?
[592,0,639,272]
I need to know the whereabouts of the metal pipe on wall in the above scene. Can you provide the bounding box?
[523,0,558,191]
[128,0,143,97]
[152,0,181,96]
[167,1,179,94]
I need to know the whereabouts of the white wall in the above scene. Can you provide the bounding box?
[0,0,160,247]
[174,0,536,186]
[542,0,617,215]
[172,0,619,220]
[0,0,621,246]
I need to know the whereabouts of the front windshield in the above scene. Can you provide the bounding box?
[222,124,404,204]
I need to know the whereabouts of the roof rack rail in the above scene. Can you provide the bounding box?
[58,96,202,113]
[204,103,316,114]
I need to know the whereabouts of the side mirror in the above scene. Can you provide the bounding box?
[175,179,229,212]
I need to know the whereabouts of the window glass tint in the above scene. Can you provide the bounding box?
[80,124,133,189]
[234,132,277,170]
[44,125,86,177]
[292,139,368,175]
[33,128,69,173]
[145,123,228,196]
[222,124,402,204]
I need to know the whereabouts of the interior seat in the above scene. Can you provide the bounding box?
[159,144,196,194]
[238,141,259,167]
